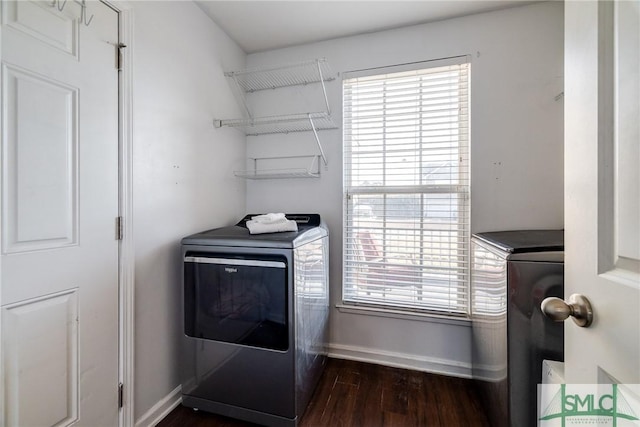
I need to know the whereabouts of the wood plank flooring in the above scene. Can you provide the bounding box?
[158,358,489,427]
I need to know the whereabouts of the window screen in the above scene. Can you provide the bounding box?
[342,57,470,316]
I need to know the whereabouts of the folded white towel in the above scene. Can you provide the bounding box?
[251,213,286,224]
[246,218,298,234]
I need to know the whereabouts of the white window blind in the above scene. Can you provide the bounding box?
[342,57,470,316]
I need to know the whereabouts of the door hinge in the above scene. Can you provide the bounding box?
[118,382,124,409]
[116,216,123,240]
[117,43,127,71]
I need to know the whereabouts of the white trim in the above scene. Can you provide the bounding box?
[134,385,182,427]
[343,55,471,80]
[103,1,135,426]
[0,3,5,423]
[119,7,135,427]
[327,343,473,379]
[472,362,507,382]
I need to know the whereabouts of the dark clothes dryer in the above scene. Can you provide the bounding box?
[180,214,329,427]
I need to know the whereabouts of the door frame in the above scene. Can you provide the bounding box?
[106,1,135,426]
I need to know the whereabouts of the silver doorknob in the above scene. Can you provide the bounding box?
[541,294,593,328]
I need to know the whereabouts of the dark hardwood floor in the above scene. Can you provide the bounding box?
[158,358,489,427]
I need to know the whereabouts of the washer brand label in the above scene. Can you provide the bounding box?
[224,267,237,273]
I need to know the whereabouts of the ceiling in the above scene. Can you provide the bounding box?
[195,1,538,54]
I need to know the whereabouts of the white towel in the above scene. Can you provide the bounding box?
[246,218,298,234]
[250,213,286,224]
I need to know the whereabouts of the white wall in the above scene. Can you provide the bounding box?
[131,1,246,421]
[245,2,564,375]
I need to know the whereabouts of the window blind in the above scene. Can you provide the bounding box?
[342,58,470,316]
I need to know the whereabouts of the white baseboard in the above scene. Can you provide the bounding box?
[473,362,507,382]
[135,385,182,427]
[327,343,473,378]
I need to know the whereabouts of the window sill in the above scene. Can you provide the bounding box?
[335,303,471,326]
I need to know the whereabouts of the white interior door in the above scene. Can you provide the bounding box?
[0,1,120,426]
[564,0,640,403]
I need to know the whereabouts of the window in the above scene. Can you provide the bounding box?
[342,57,470,316]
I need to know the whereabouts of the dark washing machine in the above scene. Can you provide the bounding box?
[180,214,329,427]
[471,230,564,427]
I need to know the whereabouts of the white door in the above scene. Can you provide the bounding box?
[564,0,639,412]
[0,1,120,426]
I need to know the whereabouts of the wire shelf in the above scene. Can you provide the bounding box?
[234,168,321,180]
[234,155,321,180]
[217,59,335,173]
[225,59,335,93]
[215,112,337,136]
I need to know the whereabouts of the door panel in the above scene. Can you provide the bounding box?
[2,289,78,426]
[0,1,120,426]
[614,0,639,262]
[564,0,639,386]
[2,0,78,57]
[2,64,78,252]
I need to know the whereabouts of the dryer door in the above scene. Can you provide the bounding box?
[184,254,289,351]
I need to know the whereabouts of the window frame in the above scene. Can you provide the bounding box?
[341,56,471,317]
